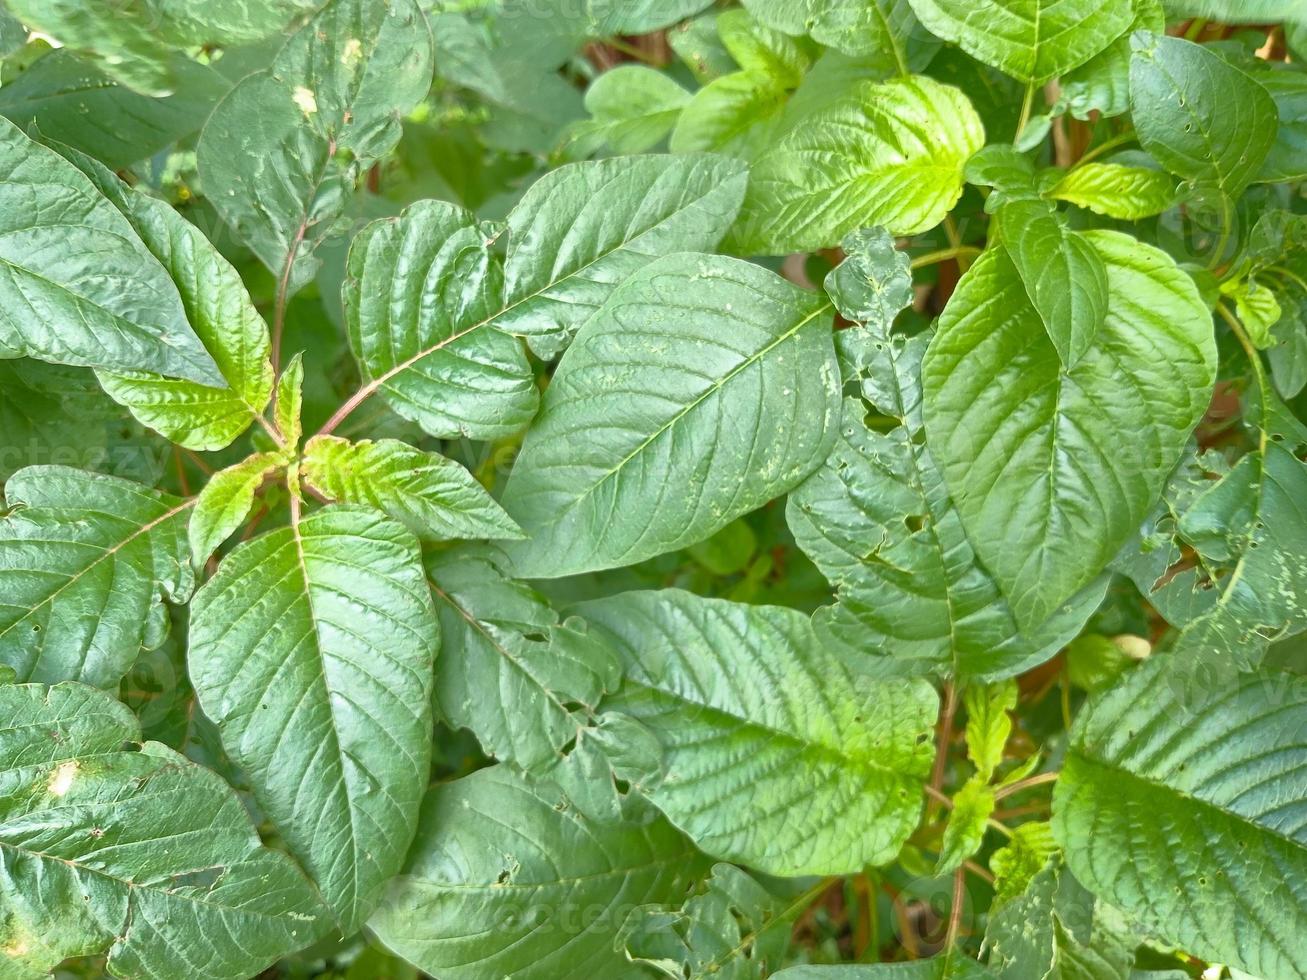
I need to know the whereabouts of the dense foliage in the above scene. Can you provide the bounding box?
[0,1,1305,978]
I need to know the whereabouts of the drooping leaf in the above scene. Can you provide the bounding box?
[501,252,840,579]
[54,146,275,452]
[425,547,620,771]
[0,467,193,688]
[0,116,220,385]
[963,144,1041,209]
[0,50,229,170]
[189,506,439,933]
[188,453,284,567]
[198,0,434,295]
[495,153,750,357]
[1053,655,1307,979]
[1000,199,1109,369]
[1047,163,1177,220]
[988,820,1056,905]
[577,589,938,876]
[303,435,522,543]
[0,681,326,979]
[369,765,708,980]
[620,864,811,980]
[733,74,985,254]
[1129,32,1278,197]
[936,777,996,875]
[922,232,1216,631]
[905,0,1135,84]
[569,65,691,155]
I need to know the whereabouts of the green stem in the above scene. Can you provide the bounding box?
[1217,302,1272,455]
[1073,130,1138,168]
[1270,265,1307,295]
[1208,195,1235,272]
[1014,81,1037,143]
[911,245,982,270]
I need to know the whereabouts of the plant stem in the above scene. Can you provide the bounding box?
[1014,80,1037,143]
[993,770,1060,802]
[1217,302,1272,458]
[945,868,966,948]
[926,683,958,820]
[1073,130,1138,168]
[911,245,982,270]
[1208,194,1235,272]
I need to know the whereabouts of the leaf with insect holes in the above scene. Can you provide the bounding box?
[188,506,439,934]
[0,681,327,979]
[577,589,938,876]
[0,467,193,688]
[199,0,434,295]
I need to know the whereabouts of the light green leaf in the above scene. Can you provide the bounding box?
[964,680,1017,781]
[774,957,995,978]
[0,681,326,979]
[922,232,1216,631]
[905,0,1134,84]
[1164,0,1307,25]
[345,200,536,442]
[1129,32,1278,197]
[936,777,995,875]
[1060,0,1166,120]
[669,70,788,158]
[496,153,750,357]
[741,0,924,65]
[189,453,283,567]
[571,65,690,155]
[276,353,304,450]
[304,436,522,543]
[425,547,620,771]
[621,864,809,980]
[54,147,275,453]
[988,820,1056,905]
[733,74,984,254]
[199,0,434,295]
[1000,199,1109,369]
[578,590,938,876]
[0,116,220,386]
[0,467,193,688]
[1047,162,1176,219]
[718,9,813,86]
[964,144,1041,209]
[670,13,737,82]
[189,506,439,933]
[1222,279,1282,349]
[1053,656,1307,979]
[0,50,229,170]
[501,253,839,580]
[369,765,708,980]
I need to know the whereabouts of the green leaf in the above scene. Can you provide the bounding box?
[1129,32,1278,197]
[496,153,750,358]
[964,144,1041,208]
[1164,0,1307,25]
[744,0,925,64]
[922,232,1216,631]
[577,590,938,876]
[1060,0,1166,120]
[669,70,788,158]
[303,436,522,543]
[733,74,985,254]
[718,9,813,86]
[276,353,305,450]
[501,253,839,579]
[1046,162,1177,220]
[0,116,220,385]
[1256,67,1307,183]
[369,765,708,980]
[198,0,434,295]
[964,680,1017,781]
[1222,278,1282,349]
[936,777,995,875]
[189,453,283,567]
[790,236,1106,681]
[905,0,1135,84]
[1053,656,1307,979]
[189,506,439,933]
[774,957,995,978]
[988,820,1056,905]
[1120,396,1307,664]
[425,546,620,771]
[570,65,690,155]
[986,857,1135,980]
[1000,199,1109,369]
[55,146,275,452]
[0,50,229,170]
[344,200,536,442]
[670,14,737,82]
[621,864,810,979]
[0,681,326,979]
[0,467,193,688]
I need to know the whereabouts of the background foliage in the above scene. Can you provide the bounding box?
[0,1,1306,978]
